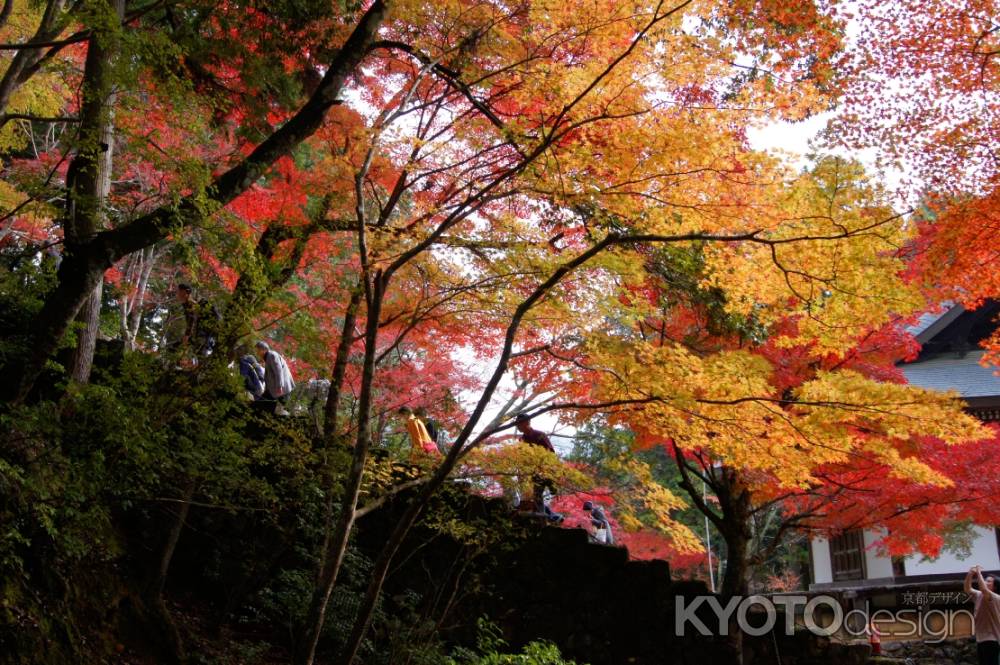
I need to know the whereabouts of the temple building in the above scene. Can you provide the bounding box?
[809,301,1000,590]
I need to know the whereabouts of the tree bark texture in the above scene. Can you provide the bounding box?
[65,0,122,383]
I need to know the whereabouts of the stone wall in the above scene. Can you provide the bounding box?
[364,494,870,664]
[872,637,978,665]
[356,489,879,664]
[467,524,876,664]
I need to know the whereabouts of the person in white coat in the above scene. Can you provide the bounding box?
[255,341,295,414]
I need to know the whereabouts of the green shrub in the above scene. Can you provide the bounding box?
[447,618,583,665]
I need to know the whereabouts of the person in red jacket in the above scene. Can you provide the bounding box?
[514,414,562,522]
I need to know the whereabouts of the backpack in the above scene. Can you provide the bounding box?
[424,418,439,444]
[239,355,265,398]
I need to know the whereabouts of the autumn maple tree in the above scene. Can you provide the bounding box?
[834,0,1000,362]
[529,160,994,600]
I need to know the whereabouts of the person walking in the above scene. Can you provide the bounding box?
[414,407,441,449]
[176,283,198,348]
[162,283,199,365]
[398,406,439,457]
[194,296,222,356]
[513,414,562,521]
[255,341,295,414]
[965,565,1000,665]
[582,500,614,544]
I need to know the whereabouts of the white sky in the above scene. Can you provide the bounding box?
[746,113,831,166]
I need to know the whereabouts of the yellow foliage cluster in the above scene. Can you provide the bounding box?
[0,1,73,153]
[460,441,592,498]
[603,455,702,553]
[701,160,924,351]
[587,337,986,492]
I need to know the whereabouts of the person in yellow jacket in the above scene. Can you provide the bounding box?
[397,406,440,457]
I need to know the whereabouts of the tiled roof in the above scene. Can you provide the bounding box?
[902,350,1000,398]
[904,301,960,342]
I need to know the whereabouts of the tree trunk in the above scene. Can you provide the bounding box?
[320,285,363,442]
[142,478,195,665]
[720,526,751,597]
[151,479,195,599]
[671,452,753,665]
[121,246,157,350]
[314,284,363,567]
[335,462,435,665]
[718,471,753,665]
[69,279,103,382]
[65,0,122,384]
[11,251,100,399]
[296,278,382,665]
[0,0,14,32]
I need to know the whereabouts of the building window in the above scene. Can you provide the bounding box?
[830,530,866,582]
[968,406,1000,422]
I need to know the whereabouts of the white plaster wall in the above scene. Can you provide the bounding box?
[905,526,1000,576]
[811,537,833,584]
[864,529,896,579]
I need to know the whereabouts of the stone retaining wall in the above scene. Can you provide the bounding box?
[872,637,978,665]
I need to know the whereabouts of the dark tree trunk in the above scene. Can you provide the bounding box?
[719,485,752,665]
[69,279,103,383]
[151,480,195,599]
[720,528,751,598]
[0,0,14,31]
[671,450,754,665]
[297,277,382,665]
[142,478,196,665]
[718,470,753,599]
[314,284,363,565]
[64,0,122,384]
